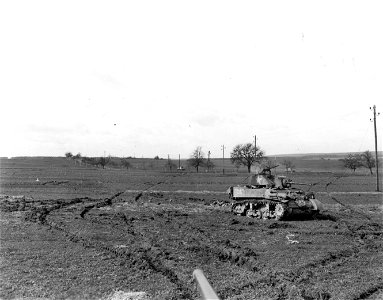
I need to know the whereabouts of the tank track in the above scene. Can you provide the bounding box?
[231,200,290,220]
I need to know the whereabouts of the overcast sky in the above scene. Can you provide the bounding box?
[1,1,382,158]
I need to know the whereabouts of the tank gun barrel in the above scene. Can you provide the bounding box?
[193,269,220,300]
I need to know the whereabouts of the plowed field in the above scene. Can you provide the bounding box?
[1,158,382,300]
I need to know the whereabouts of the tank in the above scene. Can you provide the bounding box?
[227,167,323,220]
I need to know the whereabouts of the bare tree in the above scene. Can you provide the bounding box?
[98,155,111,169]
[342,153,363,172]
[261,158,276,169]
[121,158,132,170]
[230,143,264,173]
[187,146,205,173]
[65,152,73,158]
[361,150,376,175]
[282,160,295,173]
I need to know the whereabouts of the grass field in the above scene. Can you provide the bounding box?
[0,157,382,300]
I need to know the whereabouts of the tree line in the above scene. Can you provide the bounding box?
[65,152,132,169]
[65,147,377,174]
[187,146,378,174]
[65,152,180,171]
[64,144,303,173]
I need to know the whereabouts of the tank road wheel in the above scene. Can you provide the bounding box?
[246,209,261,219]
[232,203,247,216]
[260,205,270,220]
[274,203,287,220]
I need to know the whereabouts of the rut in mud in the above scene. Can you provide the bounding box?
[0,193,195,299]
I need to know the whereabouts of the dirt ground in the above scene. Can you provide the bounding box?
[0,158,382,300]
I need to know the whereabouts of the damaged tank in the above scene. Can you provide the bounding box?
[227,167,323,220]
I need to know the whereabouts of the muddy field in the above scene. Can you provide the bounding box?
[1,158,382,300]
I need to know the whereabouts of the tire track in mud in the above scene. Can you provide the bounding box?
[129,198,263,273]
[0,195,99,223]
[0,195,93,214]
[217,221,382,299]
[110,181,197,298]
[352,283,383,300]
[46,217,194,300]
[323,177,383,250]
[3,181,381,300]
[154,206,377,285]
[217,184,383,299]
[45,189,195,300]
[33,193,123,224]
[79,191,124,218]
[122,181,264,288]
[131,181,166,201]
[123,193,378,300]
[81,202,257,296]
[181,222,260,272]
[5,191,194,299]
[77,214,194,299]
[79,198,261,296]
[64,179,196,299]
[324,176,372,221]
[217,245,361,299]
[146,191,266,272]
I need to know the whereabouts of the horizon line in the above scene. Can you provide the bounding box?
[3,150,382,160]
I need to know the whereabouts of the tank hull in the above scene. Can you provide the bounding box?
[228,185,322,220]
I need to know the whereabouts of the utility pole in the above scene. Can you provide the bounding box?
[178,154,181,169]
[207,151,211,172]
[254,135,257,158]
[221,145,225,174]
[370,105,380,191]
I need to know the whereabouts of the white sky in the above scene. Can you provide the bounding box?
[1,1,382,158]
